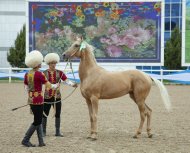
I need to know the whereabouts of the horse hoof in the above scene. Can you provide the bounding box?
[86,136,91,139]
[133,135,138,139]
[86,136,97,141]
[90,137,97,141]
[148,134,153,138]
[87,133,97,141]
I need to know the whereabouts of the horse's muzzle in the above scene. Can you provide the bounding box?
[62,53,69,62]
[62,53,66,58]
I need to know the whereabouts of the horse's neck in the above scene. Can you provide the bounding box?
[79,48,97,81]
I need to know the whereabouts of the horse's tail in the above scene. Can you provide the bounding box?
[151,77,171,112]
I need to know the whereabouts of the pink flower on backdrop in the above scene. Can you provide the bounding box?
[54,28,61,34]
[114,27,152,49]
[110,34,121,44]
[122,35,141,49]
[125,27,151,43]
[100,37,107,43]
[57,11,64,17]
[106,45,122,57]
[113,34,140,49]
[100,37,112,45]
[63,28,76,41]
[108,26,118,35]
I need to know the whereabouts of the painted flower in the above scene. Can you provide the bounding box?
[110,12,119,20]
[95,10,105,17]
[119,35,140,49]
[84,25,99,38]
[94,4,99,8]
[76,5,82,10]
[82,3,88,9]
[63,27,75,41]
[75,10,83,17]
[71,4,77,10]
[110,34,121,44]
[108,27,117,35]
[111,3,119,11]
[32,20,36,25]
[49,11,58,17]
[72,18,83,27]
[100,37,112,45]
[100,37,107,43]
[54,28,61,34]
[106,45,122,57]
[57,9,64,17]
[103,2,110,7]
[126,27,151,43]
[113,27,151,49]
[84,8,94,15]
[80,15,85,21]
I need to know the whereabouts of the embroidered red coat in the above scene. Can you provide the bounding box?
[43,69,67,99]
[24,70,48,105]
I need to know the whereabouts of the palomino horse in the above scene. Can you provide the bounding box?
[63,37,171,140]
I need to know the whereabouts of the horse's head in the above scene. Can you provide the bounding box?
[62,36,85,60]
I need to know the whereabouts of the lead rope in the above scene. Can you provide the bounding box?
[62,59,78,101]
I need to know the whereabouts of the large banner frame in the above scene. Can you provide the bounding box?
[26,0,164,67]
[182,0,190,66]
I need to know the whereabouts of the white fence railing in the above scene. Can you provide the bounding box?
[0,67,73,83]
[0,67,190,84]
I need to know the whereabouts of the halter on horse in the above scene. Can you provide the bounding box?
[63,37,171,140]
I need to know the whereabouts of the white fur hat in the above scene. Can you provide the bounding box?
[25,50,43,68]
[44,53,60,64]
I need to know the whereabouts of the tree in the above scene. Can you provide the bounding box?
[164,27,185,69]
[7,25,26,68]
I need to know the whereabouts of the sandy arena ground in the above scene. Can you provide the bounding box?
[0,83,190,153]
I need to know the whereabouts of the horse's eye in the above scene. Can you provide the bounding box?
[75,44,80,47]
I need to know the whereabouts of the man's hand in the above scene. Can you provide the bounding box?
[51,83,59,89]
[65,79,78,87]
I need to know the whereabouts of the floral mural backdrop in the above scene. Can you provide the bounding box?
[29,1,162,62]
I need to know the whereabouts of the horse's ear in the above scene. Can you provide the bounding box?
[76,34,83,42]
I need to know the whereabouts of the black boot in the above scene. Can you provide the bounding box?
[36,124,46,147]
[55,118,63,137]
[21,124,36,147]
[42,117,47,137]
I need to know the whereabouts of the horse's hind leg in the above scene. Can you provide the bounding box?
[129,92,146,138]
[133,101,146,138]
[145,104,153,138]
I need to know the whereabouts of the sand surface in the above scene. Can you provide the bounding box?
[0,83,190,153]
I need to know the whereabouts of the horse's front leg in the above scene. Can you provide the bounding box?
[89,95,99,140]
[85,98,93,139]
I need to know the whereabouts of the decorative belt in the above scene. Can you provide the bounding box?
[44,100,61,104]
[29,91,43,97]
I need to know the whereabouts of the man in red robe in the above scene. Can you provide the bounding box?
[42,53,77,137]
[22,50,58,147]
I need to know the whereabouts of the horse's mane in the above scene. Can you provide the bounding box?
[85,43,97,63]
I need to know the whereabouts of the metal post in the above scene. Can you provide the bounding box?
[9,67,12,83]
[160,69,163,83]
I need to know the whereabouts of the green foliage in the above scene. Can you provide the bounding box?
[164,27,185,70]
[7,25,26,68]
